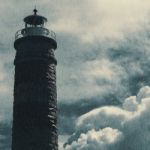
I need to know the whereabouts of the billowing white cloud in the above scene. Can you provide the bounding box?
[65,128,123,150]
[64,86,150,150]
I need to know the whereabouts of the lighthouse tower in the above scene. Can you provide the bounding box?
[12,9,58,150]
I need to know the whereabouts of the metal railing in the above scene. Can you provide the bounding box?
[15,27,56,41]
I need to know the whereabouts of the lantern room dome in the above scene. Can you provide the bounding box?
[24,9,47,26]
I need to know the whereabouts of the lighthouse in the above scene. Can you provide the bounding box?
[12,9,58,150]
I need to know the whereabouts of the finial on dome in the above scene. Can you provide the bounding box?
[33,6,38,15]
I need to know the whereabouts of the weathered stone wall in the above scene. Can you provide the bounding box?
[12,47,58,150]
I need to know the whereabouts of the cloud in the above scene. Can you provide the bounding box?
[55,12,150,104]
[65,128,123,150]
[64,86,150,150]
[0,113,12,150]
[57,22,150,142]
[57,58,126,101]
[49,0,150,43]
[59,135,70,150]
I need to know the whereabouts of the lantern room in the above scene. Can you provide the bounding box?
[15,9,56,43]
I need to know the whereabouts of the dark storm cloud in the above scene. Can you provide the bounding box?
[107,28,150,95]
[0,121,11,150]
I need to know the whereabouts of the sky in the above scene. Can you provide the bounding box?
[0,0,150,149]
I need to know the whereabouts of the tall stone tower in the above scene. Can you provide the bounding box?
[12,9,58,150]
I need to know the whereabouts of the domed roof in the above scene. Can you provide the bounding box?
[24,9,47,25]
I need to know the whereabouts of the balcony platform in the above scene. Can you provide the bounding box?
[15,27,56,41]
